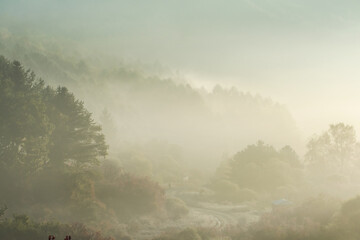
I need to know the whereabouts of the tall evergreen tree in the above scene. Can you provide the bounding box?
[45,86,107,170]
[0,57,51,174]
[0,56,107,173]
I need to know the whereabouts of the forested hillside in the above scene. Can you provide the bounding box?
[0,56,173,239]
[3,1,360,239]
[0,28,301,171]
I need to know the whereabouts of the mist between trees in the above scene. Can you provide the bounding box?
[2,53,360,240]
[1,28,360,240]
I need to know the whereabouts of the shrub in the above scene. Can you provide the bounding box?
[97,173,165,220]
[165,198,189,219]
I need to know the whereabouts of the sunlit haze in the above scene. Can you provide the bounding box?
[2,1,360,240]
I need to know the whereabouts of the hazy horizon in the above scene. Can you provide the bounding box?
[2,0,360,140]
[3,2,360,240]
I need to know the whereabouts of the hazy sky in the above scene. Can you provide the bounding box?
[2,0,360,137]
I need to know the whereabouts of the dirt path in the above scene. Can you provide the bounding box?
[133,202,260,239]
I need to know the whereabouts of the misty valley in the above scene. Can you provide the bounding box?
[2,1,360,240]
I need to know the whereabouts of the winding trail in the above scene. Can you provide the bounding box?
[134,200,260,239]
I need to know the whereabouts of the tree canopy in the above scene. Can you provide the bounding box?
[305,123,359,173]
[0,56,166,223]
[0,56,108,218]
[0,56,107,175]
[215,141,303,195]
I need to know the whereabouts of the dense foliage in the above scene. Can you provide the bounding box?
[0,56,106,219]
[3,30,360,240]
[306,123,360,174]
[209,141,303,202]
[0,56,166,225]
[0,29,300,172]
